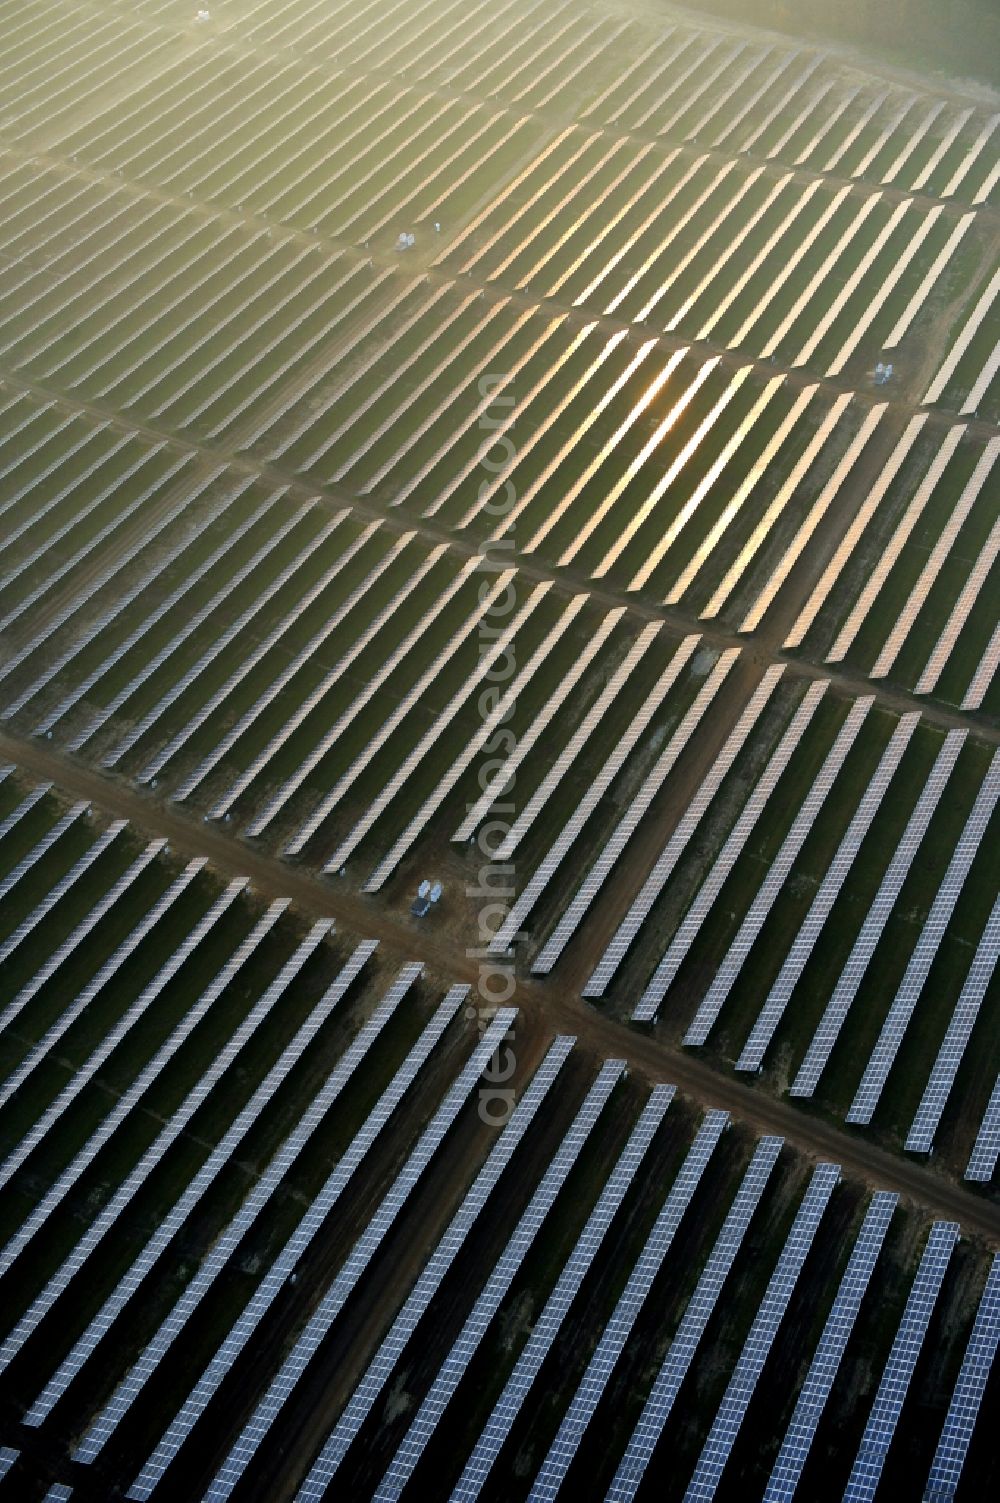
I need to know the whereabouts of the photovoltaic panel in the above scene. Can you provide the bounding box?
[293,1036,585,1497]
[686,698,872,1046]
[372,1059,625,1502]
[283,559,514,856]
[842,1222,959,1503]
[171,1008,518,1503]
[330,580,553,874]
[0,799,88,903]
[584,665,784,998]
[907,894,1000,1152]
[0,899,295,1287]
[966,1072,1000,1182]
[0,836,168,1036]
[451,609,624,843]
[634,680,828,1022]
[365,594,589,890]
[491,635,699,953]
[0,817,127,968]
[105,510,359,775]
[118,982,480,1494]
[681,1162,840,1501]
[489,618,661,861]
[848,752,1000,1124]
[532,648,740,975]
[0,866,239,1187]
[447,1085,674,1502]
[738,716,917,1071]
[792,731,965,1097]
[0,781,53,842]
[25,924,339,1423]
[528,1110,731,1501]
[763,1192,897,1503]
[75,958,419,1462]
[923,1252,1000,1502]
[605,1134,784,1503]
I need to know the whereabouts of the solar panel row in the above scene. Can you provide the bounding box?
[373,1058,625,1501]
[76,955,417,1462]
[791,730,966,1098]
[0,836,167,1038]
[685,697,873,1045]
[22,921,338,1424]
[208,535,455,828]
[605,1134,784,1503]
[848,750,1000,1124]
[31,486,289,738]
[447,1084,675,1503]
[584,663,786,998]
[491,636,701,954]
[633,680,828,1022]
[0,799,88,903]
[366,594,590,891]
[129,513,379,788]
[841,1222,959,1503]
[0,900,295,1294]
[296,1038,591,1498]
[0,853,209,1127]
[533,647,741,974]
[923,1252,1000,1502]
[144,1007,516,1502]
[490,621,662,861]
[682,1161,841,1502]
[907,895,1000,1153]
[529,1110,733,1501]
[737,713,919,1071]
[763,1191,897,1503]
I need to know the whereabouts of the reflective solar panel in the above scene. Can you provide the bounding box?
[0,817,127,968]
[493,634,698,954]
[372,1058,624,1501]
[139,1008,516,1502]
[907,895,1000,1153]
[103,510,356,774]
[605,1135,785,1503]
[367,595,589,890]
[966,1072,1000,1182]
[792,731,965,1097]
[529,1110,732,1501]
[634,680,828,1022]
[680,1162,840,1502]
[446,1085,674,1503]
[76,957,417,1462]
[585,666,784,998]
[739,714,917,1070]
[534,648,739,975]
[0,897,293,1286]
[687,697,872,1046]
[842,1222,959,1503]
[22,921,336,1422]
[764,1192,896,1502]
[294,1037,586,1497]
[0,864,234,1192]
[923,1252,1000,1502]
[848,753,1000,1124]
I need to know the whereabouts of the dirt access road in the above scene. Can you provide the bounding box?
[3,727,998,1245]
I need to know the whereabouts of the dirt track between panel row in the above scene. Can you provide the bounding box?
[2,727,998,1245]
